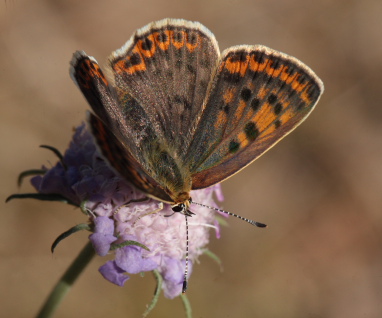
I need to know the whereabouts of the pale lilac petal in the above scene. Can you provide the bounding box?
[115,246,157,274]
[214,219,221,239]
[99,261,129,286]
[89,216,117,256]
[213,184,225,202]
[94,216,115,233]
[161,258,193,299]
[89,233,116,256]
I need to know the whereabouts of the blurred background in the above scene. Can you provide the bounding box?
[1,0,382,317]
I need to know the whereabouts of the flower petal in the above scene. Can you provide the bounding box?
[115,246,158,274]
[161,257,193,299]
[99,260,129,286]
[89,216,117,256]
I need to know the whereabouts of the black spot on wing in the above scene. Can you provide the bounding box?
[251,98,260,112]
[240,88,252,101]
[141,38,153,51]
[228,140,240,153]
[244,122,259,141]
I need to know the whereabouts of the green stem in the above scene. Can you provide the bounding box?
[180,293,192,318]
[36,242,95,318]
[142,270,163,317]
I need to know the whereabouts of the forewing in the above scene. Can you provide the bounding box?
[108,18,220,155]
[70,51,121,128]
[70,51,140,149]
[187,45,324,189]
[70,50,173,202]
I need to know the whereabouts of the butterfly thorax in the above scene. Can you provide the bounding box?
[172,191,191,205]
[144,146,192,204]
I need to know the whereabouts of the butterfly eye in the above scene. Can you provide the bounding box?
[172,204,185,213]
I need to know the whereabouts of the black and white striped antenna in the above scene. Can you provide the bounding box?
[180,200,267,293]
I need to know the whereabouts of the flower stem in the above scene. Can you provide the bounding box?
[180,293,192,318]
[142,270,163,317]
[36,241,95,318]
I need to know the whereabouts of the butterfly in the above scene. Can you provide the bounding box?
[70,18,323,224]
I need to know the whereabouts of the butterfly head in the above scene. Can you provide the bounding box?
[171,197,194,217]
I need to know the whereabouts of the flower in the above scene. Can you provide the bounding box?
[31,123,223,298]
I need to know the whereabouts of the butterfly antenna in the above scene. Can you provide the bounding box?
[182,214,190,293]
[190,201,267,228]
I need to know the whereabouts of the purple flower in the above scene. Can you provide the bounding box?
[89,216,117,256]
[161,257,194,299]
[115,245,158,273]
[31,124,224,298]
[99,261,129,286]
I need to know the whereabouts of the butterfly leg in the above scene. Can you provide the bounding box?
[133,202,164,226]
[113,197,150,215]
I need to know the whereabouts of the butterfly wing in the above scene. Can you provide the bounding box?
[105,19,220,200]
[70,51,173,202]
[70,51,118,128]
[108,18,220,158]
[185,45,324,189]
[70,19,221,203]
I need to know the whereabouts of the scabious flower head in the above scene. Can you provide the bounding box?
[31,123,224,298]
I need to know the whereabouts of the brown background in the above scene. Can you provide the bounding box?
[2,1,382,317]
